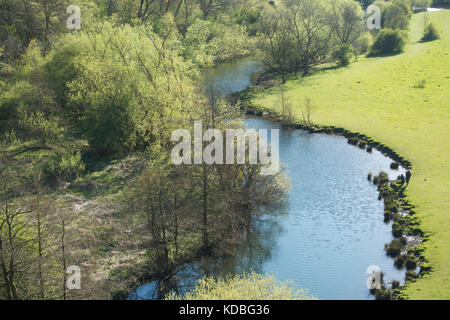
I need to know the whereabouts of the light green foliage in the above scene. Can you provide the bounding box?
[354,32,373,54]
[183,19,254,67]
[44,150,85,181]
[66,20,198,155]
[166,272,316,300]
[332,44,354,66]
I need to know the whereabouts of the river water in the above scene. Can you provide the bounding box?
[129,58,405,300]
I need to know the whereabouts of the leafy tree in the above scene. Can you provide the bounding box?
[383,0,413,30]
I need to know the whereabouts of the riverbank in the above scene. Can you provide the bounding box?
[248,10,450,299]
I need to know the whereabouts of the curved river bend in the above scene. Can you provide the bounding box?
[129,58,405,300]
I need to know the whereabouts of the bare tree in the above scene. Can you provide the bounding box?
[300,97,315,127]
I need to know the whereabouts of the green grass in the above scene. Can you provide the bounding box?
[252,10,450,299]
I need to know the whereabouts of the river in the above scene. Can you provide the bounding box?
[128,58,406,300]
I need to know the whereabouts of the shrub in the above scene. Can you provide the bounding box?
[405,271,419,282]
[375,286,392,300]
[347,136,359,145]
[378,172,389,185]
[395,254,407,268]
[369,29,407,56]
[390,162,400,169]
[366,146,373,153]
[358,141,366,149]
[166,272,316,300]
[332,44,353,66]
[391,280,401,289]
[421,23,440,42]
[368,173,372,181]
[392,221,404,238]
[385,239,402,257]
[354,33,372,54]
[373,175,379,185]
[405,256,418,270]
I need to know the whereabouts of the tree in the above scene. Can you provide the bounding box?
[383,0,413,30]
[258,5,295,83]
[329,0,365,45]
[285,0,333,75]
[32,0,67,55]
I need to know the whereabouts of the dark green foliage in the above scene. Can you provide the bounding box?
[373,175,379,185]
[347,136,359,145]
[83,96,138,156]
[405,256,418,270]
[392,221,404,238]
[395,254,407,268]
[382,0,413,30]
[375,286,393,300]
[405,271,419,282]
[421,23,440,42]
[391,280,401,289]
[369,29,407,56]
[378,172,389,185]
[332,44,353,66]
[368,173,372,181]
[390,162,400,169]
[385,239,402,257]
[358,141,366,149]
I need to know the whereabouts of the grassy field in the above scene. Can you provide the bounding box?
[252,10,450,299]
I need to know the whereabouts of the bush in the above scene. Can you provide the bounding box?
[405,256,418,270]
[347,136,359,145]
[391,280,401,289]
[392,221,404,238]
[358,141,366,149]
[390,162,400,169]
[421,23,440,42]
[354,33,372,55]
[378,172,389,185]
[332,44,353,66]
[369,29,407,56]
[395,254,407,268]
[385,239,402,257]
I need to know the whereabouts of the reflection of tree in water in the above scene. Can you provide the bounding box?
[160,211,286,298]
